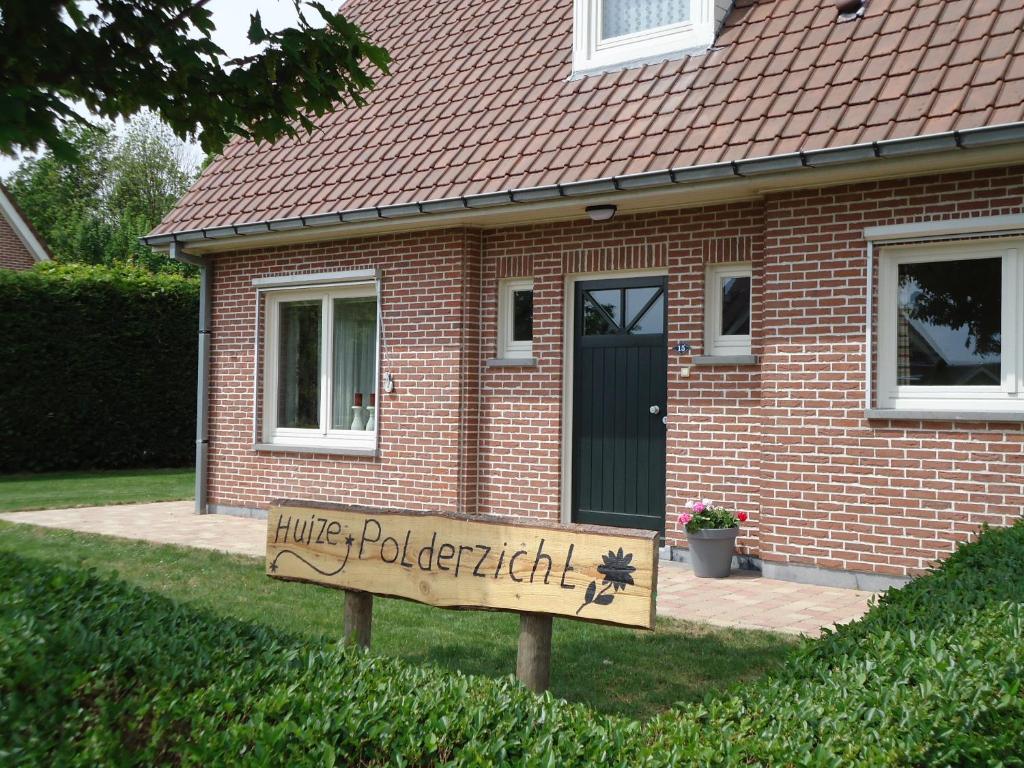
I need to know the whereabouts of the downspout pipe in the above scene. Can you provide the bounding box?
[170,242,212,515]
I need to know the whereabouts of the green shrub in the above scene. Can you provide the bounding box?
[0,262,198,472]
[1,522,1022,766]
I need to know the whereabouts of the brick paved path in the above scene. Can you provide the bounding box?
[1,501,877,636]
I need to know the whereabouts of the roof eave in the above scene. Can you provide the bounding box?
[142,123,1024,250]
[0,183,53,262]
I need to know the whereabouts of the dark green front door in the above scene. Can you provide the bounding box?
[571,276,667,534]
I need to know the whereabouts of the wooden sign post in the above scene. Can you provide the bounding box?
[266,501,658,692]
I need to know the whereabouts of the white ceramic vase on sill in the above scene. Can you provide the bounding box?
[350,406,365,431]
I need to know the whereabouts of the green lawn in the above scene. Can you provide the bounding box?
[0,522,796,718]
[0,467,194,512]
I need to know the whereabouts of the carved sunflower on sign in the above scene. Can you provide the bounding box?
[577,548,636,615]
[598,548,636,590]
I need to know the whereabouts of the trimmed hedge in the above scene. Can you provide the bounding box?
[1,523,1022,766]
[0,262,198,471]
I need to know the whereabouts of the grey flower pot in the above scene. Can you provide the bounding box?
[686,527,739,578]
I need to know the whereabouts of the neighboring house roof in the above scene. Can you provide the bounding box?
[905,320,1001,385]
[0,182,52,263]
[907,314,999,366]
[150,0,1024,239]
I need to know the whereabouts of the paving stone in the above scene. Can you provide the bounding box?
[0,503,878,637]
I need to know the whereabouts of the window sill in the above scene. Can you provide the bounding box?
[486,358,537,367]
[692,355,758,366]
[253,443,378,457]
[865,409,1024,424]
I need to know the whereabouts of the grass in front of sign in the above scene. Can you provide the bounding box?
[0,468,194,512]
[0,522,796,718]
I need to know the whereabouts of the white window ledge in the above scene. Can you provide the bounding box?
[486,358,537,367]
[253,443,379,457]
[864,213,1024,242]
[692,355,758,366]
[865,409,1024,424]
[252,268,377,288]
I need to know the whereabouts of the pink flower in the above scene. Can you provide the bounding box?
[692,502,705,514]
[702,498,713,507]
[737,511,748,522]
[679,513,692,525]
[684,500,695,510]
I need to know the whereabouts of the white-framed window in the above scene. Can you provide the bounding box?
[877,239,1023,412]
[704,263,752,356]
[263,281,379,452]
[573,0,716,74]
[497,278,534,359]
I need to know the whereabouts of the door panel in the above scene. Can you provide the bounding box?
[572,276,667,534]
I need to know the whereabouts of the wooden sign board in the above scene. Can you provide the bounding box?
[266,501,658,630]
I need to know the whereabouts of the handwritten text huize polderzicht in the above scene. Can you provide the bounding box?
[270,512,578,589]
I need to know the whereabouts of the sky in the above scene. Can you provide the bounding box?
[0,1,328,178]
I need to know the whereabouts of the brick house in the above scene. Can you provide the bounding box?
[146,0,1024,590]
[0,183,50,271]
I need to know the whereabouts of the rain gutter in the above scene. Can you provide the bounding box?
[142,124,1024,248]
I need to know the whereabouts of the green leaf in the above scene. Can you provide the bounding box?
[1,0,388,157]
[248,11,266,44]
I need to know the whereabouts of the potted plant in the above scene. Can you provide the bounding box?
[678,499,748,578]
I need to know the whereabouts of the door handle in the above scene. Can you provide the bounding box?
[649,405,661,415]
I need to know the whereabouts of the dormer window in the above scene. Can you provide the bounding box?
[601,0,690,38]
[573,0,720,74]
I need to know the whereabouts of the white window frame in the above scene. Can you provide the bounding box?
[704,262,752,356]
[262,280,380,452]
[877,239,1023,412]
[497,278,534,359]
[572,0,715,74]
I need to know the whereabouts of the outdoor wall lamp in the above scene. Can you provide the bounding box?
[585,204,617,222]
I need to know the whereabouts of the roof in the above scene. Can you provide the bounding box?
[151,0,1024,239]
[0,183,52,262]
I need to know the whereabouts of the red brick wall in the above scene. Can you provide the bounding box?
[0,213,36,271]
[204,165,1024,579]
[206,229,483,514]
[478,205,765,551]
[758,166,1024,577]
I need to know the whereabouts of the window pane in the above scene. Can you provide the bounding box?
[512,289,533,342]
[588,289,621,324]
[601,0,689,39]
[277,301,321,429]
[627,290,665,335]
[721,276,751,335]
[583,290,621,335]
[331,297,378,430]
[897,258,1001,386]
[625,286,659,325]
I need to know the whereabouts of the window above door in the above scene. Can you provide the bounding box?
[581,284,666,336]
[572,0,719,74]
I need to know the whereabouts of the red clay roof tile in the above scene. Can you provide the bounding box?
[151,0,1024,236]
